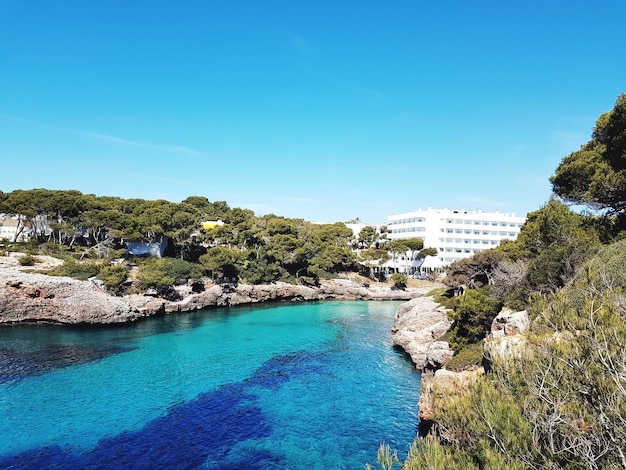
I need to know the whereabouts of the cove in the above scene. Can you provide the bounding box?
[0,301,420,469]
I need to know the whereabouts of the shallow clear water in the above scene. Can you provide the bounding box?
[0,301,420,469]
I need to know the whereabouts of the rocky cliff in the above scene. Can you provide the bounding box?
[0,267,429,325]
[390,295,531,435]
[391,296,454,371]
[0,269,143,324]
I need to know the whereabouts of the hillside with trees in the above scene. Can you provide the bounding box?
[0,189,434,294]
[370,94,626,469]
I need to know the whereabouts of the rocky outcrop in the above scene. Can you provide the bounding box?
[415,306,531,436]
[127,279,428,316]
[0,269,144,324]
[390,294,457,435]
[391,296,454,371]
[490,308,530,338]
[484,308,530,361]
[417,367,484,435]
[0,267,428,325]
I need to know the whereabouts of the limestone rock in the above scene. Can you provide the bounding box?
[418,367,484,427]
[484,334,528,361]
[0,268,143,324]
[391,296,454,371]
[485,309,530,362]
[490,309,530,338]
[0,268,429,325]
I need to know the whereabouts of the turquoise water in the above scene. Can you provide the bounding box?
[0,301,420,469]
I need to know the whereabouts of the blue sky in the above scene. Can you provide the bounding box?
[1,1,625,223]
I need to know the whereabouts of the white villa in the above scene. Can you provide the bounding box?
[385,207,527,274]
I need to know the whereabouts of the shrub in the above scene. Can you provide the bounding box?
[18,254,37,266]
[447,287,503,350]
[241,258,285,284]
[446,341,484,372]
[156,257,203,281]
[198,247,243,278]
[390,273,408,289]
[48,258,101,280]
[135,261,175,291]
[96,265,128,295]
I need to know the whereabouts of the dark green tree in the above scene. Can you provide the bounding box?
[198,247,243,278]
[357,226,379,248]
[551,93,626,216]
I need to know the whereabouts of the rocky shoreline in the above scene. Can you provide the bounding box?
[0,266,431,325]
[390,293,530,435]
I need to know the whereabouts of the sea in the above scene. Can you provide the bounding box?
[0,300,421,469]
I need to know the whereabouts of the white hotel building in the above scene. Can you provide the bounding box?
[386,208,526,272]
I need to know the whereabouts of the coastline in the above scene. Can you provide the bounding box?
[0,266,433,326]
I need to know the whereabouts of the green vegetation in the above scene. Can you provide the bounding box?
[369,94,626,469]
[446,288,503,350]
[0,189,432,292]
[390,273,408,289]
[96,265,128,295]
[18,254,37,266]
[47,258,101,280]
[444,341,484,372]
[551,93,626,220]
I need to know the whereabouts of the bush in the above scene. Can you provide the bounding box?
[136,261,175,291]
[96,265,128,295]
[156,257,203,281]
[48,259,101,280]
[390,273,408,289]
[241,258,285,284]
[446,341,485,372]
[18,254,37,266]
[447,287,503,350]
[198,247,243,278]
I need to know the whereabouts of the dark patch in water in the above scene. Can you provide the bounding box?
[245,349,332,390]
[0,353,311,469]
[0,344,135,384]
